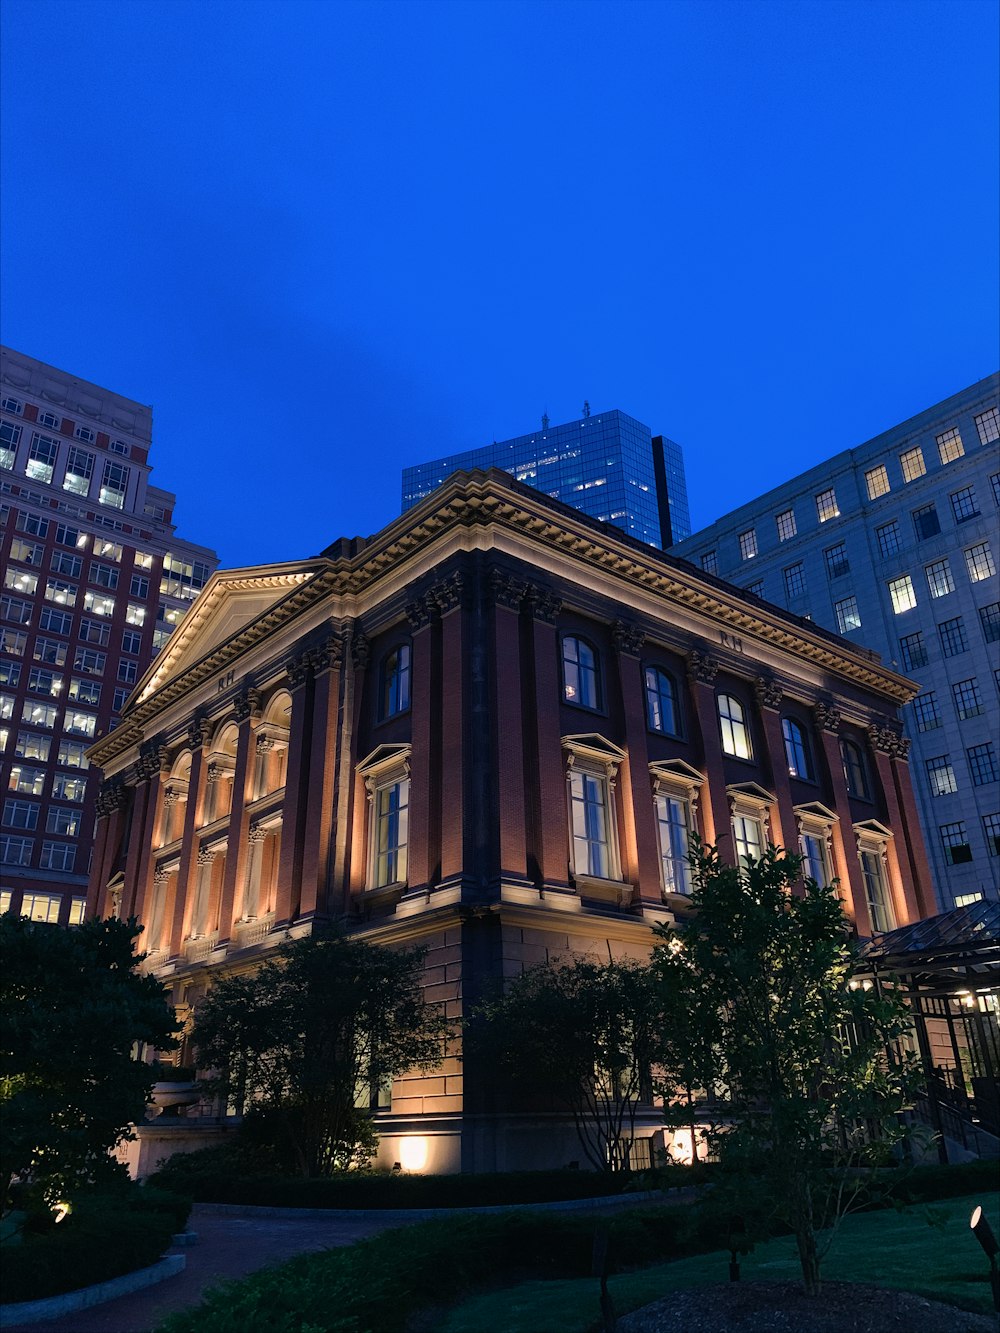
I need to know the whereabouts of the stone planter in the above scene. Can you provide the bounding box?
[147,1081,200,1118]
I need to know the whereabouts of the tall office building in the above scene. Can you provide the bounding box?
[672,374,1000,912]
[402,408,691,547]
[1,346,218,925]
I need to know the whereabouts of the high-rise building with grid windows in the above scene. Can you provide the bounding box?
[1,346,218,924]
[401,408,690,548]
[671,373,1000,912]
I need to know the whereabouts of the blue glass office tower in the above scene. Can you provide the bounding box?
[401,409,691,548]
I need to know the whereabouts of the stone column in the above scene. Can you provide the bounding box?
[344,627,375,901]
[613,621,660,904]
[168,719,210,955]
[296,635,343,920]
[813,703,872,937]
[491,570,529,885]
[435,572,468,886]
[188,847,217,939]
[131,746,170,924]
[869,723,922,926]
[685,650,730,858]
[754,676,797,856]
[404,602,436,893]
[217,686,260,944]
[527,586,569,890]
[89,779,127,916]
[888,742,936,919]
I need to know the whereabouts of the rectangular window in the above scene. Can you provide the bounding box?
[26,433,59,483]
[912,504,941,540]
[16,513,48,538]
[55,523,86,549]
[371,777,409,887]
[926,755,958,797]
[14,731,50,760]
[152,628,171,654]
[952,678,983,719]
[8,765,45,795]
[39,841,76,872]
[775,509,796,542]
[125,603,146,627]
[0,420,21,468]
[68,677,101,705]
[63,446,94,496]
[888,575,917,614]
[89,562,119,589]
[94,539,123,561]
[33,640,68,669]
[46,806,81,836]
[983,812,1000,857]
[876,521,901,558]
[975,406,1000,445]
[738,528,758,561]
[732,813,765,863]
[815,488,839,522]
[799,832,830,886]
[783,563,806,598]
[52,772,87,802]
[130,573,150,599]
[56,738,90,769]
[83,591,115,617]
[112,686,130,712]
[73,647,106,675]
[63,710,96,738]
[1,596,32,625]
[860,850,894,932]
[27,667,62,697]
[39,607,72,635]
[967,743,998,786]
[701,551,718,576]
[899,632,928,672]
[834,596,861,633]
[925,559,955,599]
[824,543,849,579]
[10,538,44,565]
[899,446,926,482]
[134,551,154,571]
[4,567,38,596]
[79,618,111,646]
[0,661,21,686]
[2,799,40,830]
[992,474,1000,508]
[865,465,890,500]
[950,486,980,523]
[912,692,941,731]
[0,628,27,656]
[745,580,765,599]
[940,821,973,864]
[51,551,83,578]
[979,604,1000,643]
[936,427,965,464]
[22,700,57,728]
[67,897,87,926]
[0,835,33,866]
[655,793,692,897]
[0,691,12,719]
[964,542,996,583]
[938,617,968,657]
[121,629,142,655]
[21,892,62,921]
[118,659,138,685]
[44,578,77,607]
[569,770,614,879]
[99,460,130,509]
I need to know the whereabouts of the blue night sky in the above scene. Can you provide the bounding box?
[2,0,997,570]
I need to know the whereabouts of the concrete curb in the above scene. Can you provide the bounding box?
[0,1253,185,1327]
[192,1189,681,1222]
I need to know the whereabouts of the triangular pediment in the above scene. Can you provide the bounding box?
[649,758,705,785]
[135,561,326,703]
[793,801,839,822]
[853,819,894,839]
[561,733,628,764]
[726,781,775,804]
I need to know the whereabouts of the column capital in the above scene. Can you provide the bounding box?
[868,721,910,760]
[428,570,466,616]
[309,634,343,676]
[95,779,128,817]
[196,847,218,866]
[813,701,842,733]
[612,619,645,657]
[490,568,529,611]
[232,686,262,724]
[686,649,718,685]
[526,584,562,624]
[754,675,784,710]
[285,653,310,690]
[187,715,212,750]
[248,821,269,844]
[405,595,435,632]
[349,624,370,670]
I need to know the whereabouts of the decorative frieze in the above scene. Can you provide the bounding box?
[686,649,718,685]
[526,585,562,624]
[754,676,784,710]
[612,619,645,657]
[813,701,842,733]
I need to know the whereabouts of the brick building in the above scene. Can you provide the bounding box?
[87,469,935,1172]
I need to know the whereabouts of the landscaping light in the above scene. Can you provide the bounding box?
[52,1201,71,1224]
[399,1136,428,1172]
[970,1205,1000,1312]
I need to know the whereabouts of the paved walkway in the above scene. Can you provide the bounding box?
[2,1208,396,1333]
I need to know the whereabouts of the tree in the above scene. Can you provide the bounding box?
[474,955,664,1173]
[1,913,179,1213]
[650,844,919,1296]
[191,934,449,1176]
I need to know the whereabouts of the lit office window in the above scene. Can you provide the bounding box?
[63,447,94,497]
[865,465,890,500]
[738,529,758,560]
[937,428,965,464]
[899,446,926,482]
[834,597,861,633]
[887,575,916,614]
[0,421,21,468]
[815,488,839,522]
[83,591,115,617]
[26,434,59,484]
[924,559,954,599]
[775,509,796,542]
[964,542,996,583]
[45,579,77,607]
[718,694,753,760]
[925,755,958,797]
[4,568,38,596]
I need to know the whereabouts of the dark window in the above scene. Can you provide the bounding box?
[824,543,849,579]
[644,666,678,735]
[840,739,871,800]
[898,633,928,672]
[876,522,901,558]
[380,644,411,719]
[938,617,968,658]
[979,604,1000,643]
[950,486,980,523]
[782,717,813,780]
[912,504,941,541]
[940,822,972,865]
[562,636,600,710]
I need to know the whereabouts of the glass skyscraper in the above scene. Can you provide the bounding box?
[401,409,691,548]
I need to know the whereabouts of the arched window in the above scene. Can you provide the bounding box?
[840,739,871,800]
[781,717,813,780]
[718,693,752,760]
[380,644,411,719]
[644,666,678,735]
[562,636,599,710]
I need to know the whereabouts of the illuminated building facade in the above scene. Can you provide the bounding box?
[402,408,691,547]
[672,374,1000,911]
[88,470,933,1172]
[1,346,218,924]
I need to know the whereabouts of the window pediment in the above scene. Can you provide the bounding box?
[853,818,893,848]
[727,781,774,814]
[358,742,412,792]
[649,758,704,794]
[562,733,626,772]
[794,801,839,825]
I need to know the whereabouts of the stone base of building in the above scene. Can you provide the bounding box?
[117,1117,235,1180]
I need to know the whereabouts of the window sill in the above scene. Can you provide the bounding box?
[574,874,633,906]
[362,880,406,909]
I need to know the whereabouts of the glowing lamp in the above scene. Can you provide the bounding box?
[970,1205,1000,1312]
[398,1136,428,1172]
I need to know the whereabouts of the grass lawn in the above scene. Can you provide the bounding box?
[439,1192,1000,1333]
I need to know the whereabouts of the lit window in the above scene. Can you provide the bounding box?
[938,617,967,657]
[4,567,38,596]
[9,765,45,795]
[380,645,411,719]
[775,509,796,542]
[44,579,78,607]
[0,421,21,469]
[887,575,916,614]
[57,738,90,769]
[898,632,927,672]
[967,743,998,787]
[912,504,940,540]
[14,731,51,760]
[67,898,87,925]
[0,692,12,720]
[924,559,954,599]
[926,755,958,797]
[68,677,101,705]
[95,539,122,561]
[64,710,97,738]
[738,528,758,560]
[52,773,87,802]
[834,597,862,633]
[718,693,752,760]
[940,821,972,865]
[936,427,964,464]
[10,538,43,565]
[975,406,999,445]
[840,739,871,800]
[83,591,115,617]
[899,446,926,482]
[26,433,59,483]
[134,551,154,570]
[964,542,996,583]
[55,523,86,548]
[815,488,839,523]
[979,604,1000,643]
[0,661,20,686]
[700,551,718,576]
[644,666,678,735]
[732,812,765,863]
[865,465,890,500]
[22,891,62,920]
[824,543,849,579]
[0,629,27,656]
[859,845,895,932]
[125,603,146,627]
[655,791,692,897]
[783,563,806,599]
[99,460,129,509]
[876,521,901,558]
[911,692,941,732]
[22,700,58,728]
[63,446,94,496]
[27,668,62,697]
[952,678,982,720]
[782,717,813,780]
[562,636,600,710]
